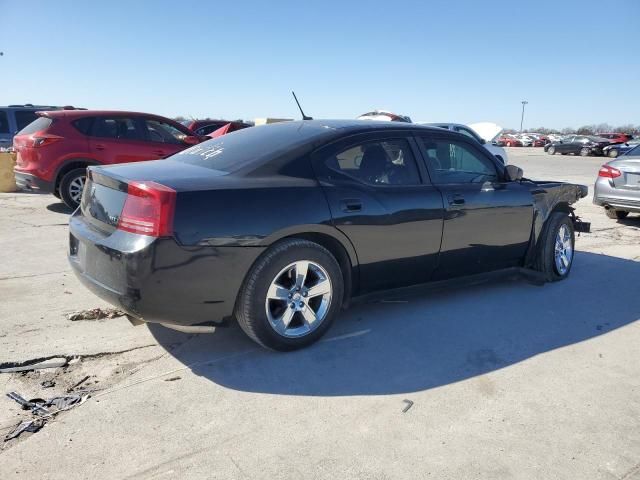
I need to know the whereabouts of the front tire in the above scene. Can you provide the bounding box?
[534,212,575,282]
[548,146,556,155]
[608,149,619,158]
[235,239,344,351]
[580,147,590,157]
[605,208,629,220]
[59,168,86,209]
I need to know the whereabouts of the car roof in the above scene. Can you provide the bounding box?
[258,119,444,136]
[41,110,175,119]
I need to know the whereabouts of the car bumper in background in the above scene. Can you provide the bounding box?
[593,178,640,213]
[14,171,54,193]
[68,212,266,326]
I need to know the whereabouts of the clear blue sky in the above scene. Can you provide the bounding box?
[1,0,638,129]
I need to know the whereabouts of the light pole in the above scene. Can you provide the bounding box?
[520,101,528,133]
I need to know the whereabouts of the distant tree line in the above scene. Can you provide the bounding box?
[504,123,639,135]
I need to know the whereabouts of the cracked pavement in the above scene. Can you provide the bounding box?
[0,149,639,479]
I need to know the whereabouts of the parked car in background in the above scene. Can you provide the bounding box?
[425,122,508,164]
[602,138,640,158]
[357,110,412,122]
[517,135,534,147]
[598,133,633,144]
[69,119,587,351]
[593,153,640,219]
[13,110,203,208]
[0,104,74,148]
[206,121,252,138]
[546,135,612,156]
[497,134,523,147]
[184,119,252,136]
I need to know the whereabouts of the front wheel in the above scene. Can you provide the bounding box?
[235,239,344,351]
[605,208,629,220]
[59,168,86,209]
[534,212,575,282]
[608,149,619,158]
[548,146,556,155]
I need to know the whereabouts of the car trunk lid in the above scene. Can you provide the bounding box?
[611,157,640,191]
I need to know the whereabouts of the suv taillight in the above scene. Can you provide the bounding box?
[598,165,622,178]
[32,135,62,147]
[117,181,176,237]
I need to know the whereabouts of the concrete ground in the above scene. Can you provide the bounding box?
[0,148,639,479]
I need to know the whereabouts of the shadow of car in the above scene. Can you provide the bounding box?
[148,251,640,397]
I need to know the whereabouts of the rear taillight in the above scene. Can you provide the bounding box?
[117,181,176,237]
[598,165,622,178]
[32,135,62,147]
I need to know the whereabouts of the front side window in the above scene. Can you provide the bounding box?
[91,117,143,141]
[0,111,9,134]
[144,119,187,144]
[327,139,421,186]
[420,138,498,184]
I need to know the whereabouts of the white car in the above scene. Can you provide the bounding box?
[357,110,412,123]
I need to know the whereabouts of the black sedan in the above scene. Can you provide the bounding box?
[547,135,612,156]
[69,120,588,350]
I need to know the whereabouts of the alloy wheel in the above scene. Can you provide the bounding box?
[68,176,86,203]
[554,224,573,275]
[265,260,332,338]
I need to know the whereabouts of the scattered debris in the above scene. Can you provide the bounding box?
[402,399,414,413]
[4,419,45,441]
[164,376,181,382]
[67,308,125,321]
[0,357,68,374]
[40,380,56,388]
[66,375,90,392]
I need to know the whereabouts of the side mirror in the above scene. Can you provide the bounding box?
[505,164,524,182]
[182,135,200,145]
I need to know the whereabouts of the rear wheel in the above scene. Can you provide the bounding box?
[235,239,344,351]
[580,147,590,157]
[608,149,619,158]
[534,212,575,282]
[548,146,556,155]
[59,168,86,209]
[605,208,629,220]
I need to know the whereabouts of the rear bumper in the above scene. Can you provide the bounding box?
[593,178,640,213]
[68,212,265,326]
[14,171,54,193]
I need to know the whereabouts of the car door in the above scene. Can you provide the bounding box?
[89,116,162,164]
[312,132,444,293]
[416,133,533,279]
[554,136,572,153]
[141,117,192,157]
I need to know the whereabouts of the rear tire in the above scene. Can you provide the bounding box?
[605,208,629,220]
[534,212,575,282]
[235,239,344,351]
[59,168,86,210]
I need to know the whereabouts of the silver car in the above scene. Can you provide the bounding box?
[594,151,640,219]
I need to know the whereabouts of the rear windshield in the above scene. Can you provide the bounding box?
[171,122,333,173]
[17,116,53,135]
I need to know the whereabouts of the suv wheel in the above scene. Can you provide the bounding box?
[59,168,86,209]
[235,239,344,351]
[534,212,575,282]
[605,208,629,220]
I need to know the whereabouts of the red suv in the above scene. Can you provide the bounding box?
[14,110,202,208]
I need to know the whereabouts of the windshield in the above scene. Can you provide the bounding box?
[624,144,640,156]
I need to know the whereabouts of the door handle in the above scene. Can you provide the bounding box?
[94,144,106,150]
[447,194,465,207]
[340,199,362,212]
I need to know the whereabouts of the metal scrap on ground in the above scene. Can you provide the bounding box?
[67,307,125,321]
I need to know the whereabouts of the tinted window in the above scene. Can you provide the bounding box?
[327,139,421,186]
[15,111,39,131]
[73,117,94,135]
[91,117,143,140]
[0,111,9,134]
[195,122,228,136]
[17,116,53,135]
[144,119,186,144]
[420,138,498,184]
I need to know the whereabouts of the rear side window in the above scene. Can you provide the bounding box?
[17,116,53,135]
[419,138,498,184]
[15,111,39,131]
[327,139,421,186]
[91,117,144,141]
[73,117,94,135]
[0,111,9,134]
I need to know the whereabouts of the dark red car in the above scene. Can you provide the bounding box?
[497,135,523,147]
[14,110,202,208]
[184,119,251,136]
[598,133,633,144]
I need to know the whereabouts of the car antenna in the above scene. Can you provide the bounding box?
[292,91,312,120]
